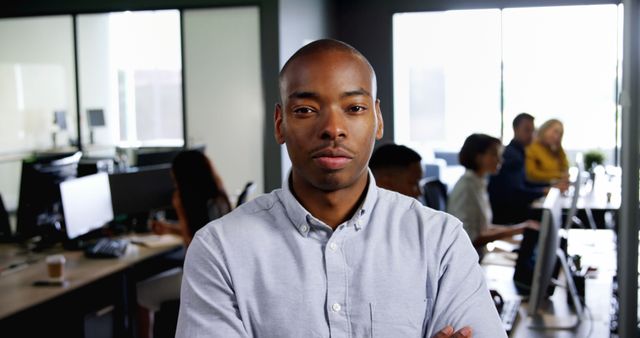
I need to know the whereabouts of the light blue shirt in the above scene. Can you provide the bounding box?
[176,172,505,338]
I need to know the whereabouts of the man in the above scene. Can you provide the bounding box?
[176,39,505,338]
[488,113,550,224]
[369,143,423,198]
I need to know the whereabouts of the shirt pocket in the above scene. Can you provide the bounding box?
[370,298,430,338]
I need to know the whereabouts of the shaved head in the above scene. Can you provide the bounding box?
[279,39,377,102]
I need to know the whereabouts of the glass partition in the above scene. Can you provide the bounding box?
[0,15,77,212]
[76,10,183,156]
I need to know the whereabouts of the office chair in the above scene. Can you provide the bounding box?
[422,178,448,211]
[236,181,256,207]
[0,193,12,242]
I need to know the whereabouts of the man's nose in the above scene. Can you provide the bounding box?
[319,108,347,141]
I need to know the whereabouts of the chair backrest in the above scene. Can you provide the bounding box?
[422,178,448,211]
[0,193,11,242]
[236,181,256,207]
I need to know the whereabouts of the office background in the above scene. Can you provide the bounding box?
[0,0,638,336]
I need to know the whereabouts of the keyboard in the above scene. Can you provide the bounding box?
[84,238,129,258]
[500,298,521,334]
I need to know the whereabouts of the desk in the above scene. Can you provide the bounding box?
[483,229,616,337]
[0,234,182,337]
[532,170,621,228]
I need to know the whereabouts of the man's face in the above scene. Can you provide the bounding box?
[514,119,535,146]
[275,51,384,192]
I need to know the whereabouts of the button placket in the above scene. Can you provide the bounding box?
[325,227,349,337]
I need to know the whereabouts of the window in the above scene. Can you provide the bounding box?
[77,10,183,152]
[393,5,622,164]
[0,15,77,210]
[393,9,501,155]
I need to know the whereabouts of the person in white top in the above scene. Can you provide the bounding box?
[448,133,538,257]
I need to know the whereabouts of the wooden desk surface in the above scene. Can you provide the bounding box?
[0,234,182,320]
[482,229,616,338]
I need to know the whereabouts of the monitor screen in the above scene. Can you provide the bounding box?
[109,165,173,216]
[135,147,182,167]
[87,109,106,127]
[527,187,563,315]
[53,110,67,130]
[16,152,82,241]
[564,164,583,230]
[60,173,114,239]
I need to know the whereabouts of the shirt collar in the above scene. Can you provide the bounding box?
[278,169,379,236]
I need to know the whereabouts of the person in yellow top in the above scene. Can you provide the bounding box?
[525,118,569,183]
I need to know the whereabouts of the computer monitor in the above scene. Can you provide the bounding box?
[109,164,174,217]
[87,109,106,127]
[53,110,67,130]
[16,151,82,242]
[564,154,586,230]
[526,187,584,330]
[135,147,182,167]
[60,173,114,240]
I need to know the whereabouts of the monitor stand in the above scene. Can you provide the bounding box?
[527,248,584,330]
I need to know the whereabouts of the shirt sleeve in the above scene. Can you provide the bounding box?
[426,221,507,338]
[447,181,484,243]
[176,228,249,338]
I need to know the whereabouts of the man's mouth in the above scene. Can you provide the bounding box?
[312,148,354,170]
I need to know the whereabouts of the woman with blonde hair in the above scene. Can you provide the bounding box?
[525,118,569,183]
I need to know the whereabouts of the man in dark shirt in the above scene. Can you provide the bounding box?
[488,113,551,224]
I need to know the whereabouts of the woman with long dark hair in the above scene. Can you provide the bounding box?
[137,150,232,338]
[152,150,232,246]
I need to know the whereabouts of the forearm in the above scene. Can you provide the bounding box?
[473,224,524,247]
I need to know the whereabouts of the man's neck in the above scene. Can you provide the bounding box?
[290,172,369,229]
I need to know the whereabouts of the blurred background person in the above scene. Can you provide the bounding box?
[488,113,556,225]
[448,133,536,259]
[369,143,423,199]
[525,118,569,184]
[137,150,232,338]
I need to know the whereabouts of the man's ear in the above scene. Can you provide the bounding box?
[375,99,384,140]
[274,103,285,145]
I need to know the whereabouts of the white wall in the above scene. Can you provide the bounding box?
[183,7,264,202]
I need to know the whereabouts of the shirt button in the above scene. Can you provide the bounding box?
[331,303,341,312]
[329,242,338,251]
[300,224,308,233]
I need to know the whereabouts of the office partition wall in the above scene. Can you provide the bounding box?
[182,7,264,202]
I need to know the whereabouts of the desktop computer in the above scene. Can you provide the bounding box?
[60,172,128,257]
[60,173,114,240]
[15,151,82,246]
[108,164,174,232]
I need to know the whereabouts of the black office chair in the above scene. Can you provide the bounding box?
[236,181,255,208]
[0,193,11,242]
[154,299,180,338]
[422,178,448,211]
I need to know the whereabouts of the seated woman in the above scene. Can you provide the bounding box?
[526,118,569,184]
[137,150,232,338]
[447,134,537,258]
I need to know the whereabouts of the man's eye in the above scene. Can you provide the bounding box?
[293,107,315,114]
[348,106,367,113]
